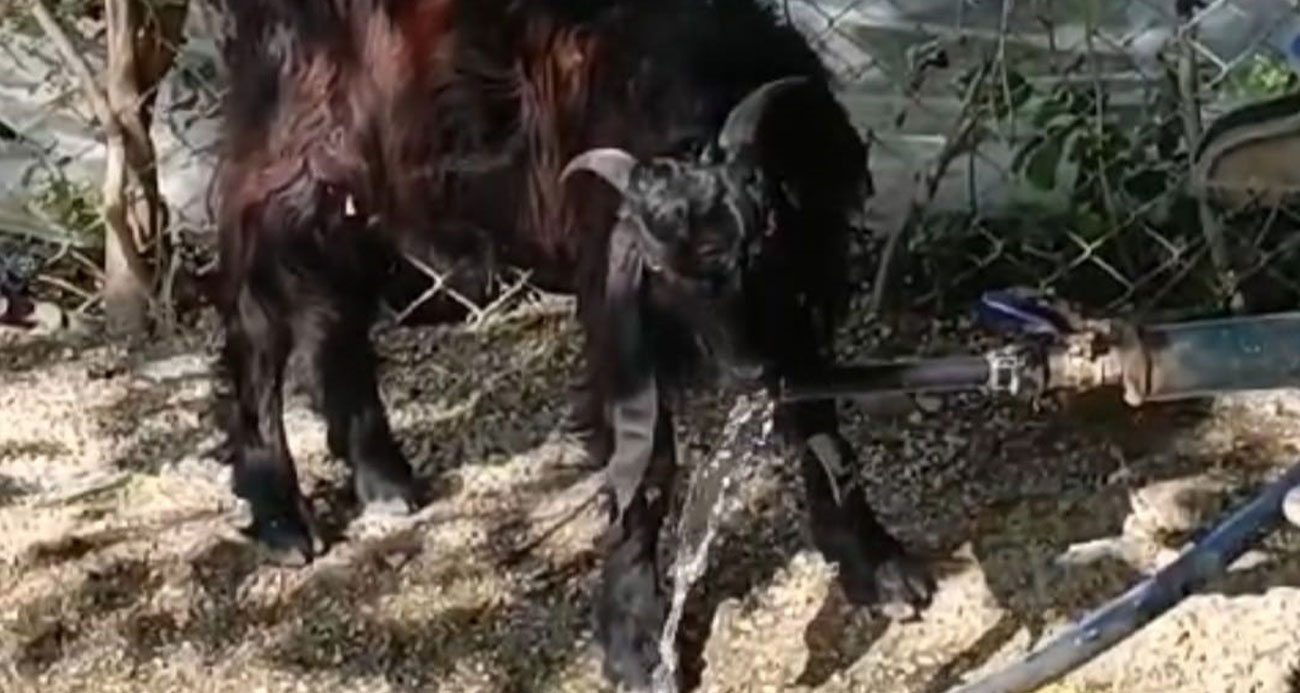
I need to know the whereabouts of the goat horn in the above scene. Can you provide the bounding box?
[561,148,639,194]
[718,76,811,156]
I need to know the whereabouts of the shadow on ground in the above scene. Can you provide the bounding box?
[0,332,97,376]
[3,308,610,692]
[920,389,1300,692]
[7,306,1300,693]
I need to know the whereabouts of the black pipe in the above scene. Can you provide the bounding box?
[947,459,1300,693]
[777,356,991,403]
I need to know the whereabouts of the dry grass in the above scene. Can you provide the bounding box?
[3,296,1300,692]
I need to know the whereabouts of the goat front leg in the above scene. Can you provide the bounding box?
[220,286,321,564]
[595,382,675,692]
[776,398,935,615]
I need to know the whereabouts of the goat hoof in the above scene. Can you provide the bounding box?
[598,624,660,693]
[839,550,935,620]
[595,565,663,691]
[245,512,322,566]
[354,464,418,515]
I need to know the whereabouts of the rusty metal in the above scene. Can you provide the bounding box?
[1043,323,1125,393]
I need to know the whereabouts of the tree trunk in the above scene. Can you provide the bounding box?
[31,0,189,338]
[100,0,188,337]
[101,135,153,336]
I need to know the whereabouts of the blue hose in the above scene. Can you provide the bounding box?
[948,460,1300,693]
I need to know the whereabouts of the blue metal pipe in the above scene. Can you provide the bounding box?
[1120,311,1300,404]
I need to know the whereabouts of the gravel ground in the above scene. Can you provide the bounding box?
[4,294,1300,693]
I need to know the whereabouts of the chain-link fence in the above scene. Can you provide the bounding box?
[788,0,1300,319]
[3,1,1300,325]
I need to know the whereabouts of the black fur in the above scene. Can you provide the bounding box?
[211,0,934,687]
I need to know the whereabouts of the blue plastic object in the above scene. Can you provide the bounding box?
[975,288,1078,337]
[949,459,1300,693]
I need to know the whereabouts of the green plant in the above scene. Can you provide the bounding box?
[1005,73,1185,236]
[899,55,1232,312]
[1221,53,1298,100]
[29,174,102,248]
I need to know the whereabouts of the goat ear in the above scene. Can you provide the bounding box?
[605,216,652,377]
[561,148,639,195]
[602,216,659,515]
[718,76,810,160]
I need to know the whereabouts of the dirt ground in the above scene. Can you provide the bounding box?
[4,295,1300,693]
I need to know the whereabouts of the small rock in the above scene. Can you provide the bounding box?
[135,353,211,383]
[1127,475,1232,540]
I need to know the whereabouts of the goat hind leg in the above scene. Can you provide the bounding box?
[306,296,417,516]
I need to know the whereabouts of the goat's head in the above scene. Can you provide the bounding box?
[563,77,812,384]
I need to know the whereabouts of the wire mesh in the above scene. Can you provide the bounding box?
[788,0,1300,318]
[3,0,1300,321]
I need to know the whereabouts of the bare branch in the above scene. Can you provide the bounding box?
[468,269,536,330]
[868,62,991,318]
[28,0,115,130]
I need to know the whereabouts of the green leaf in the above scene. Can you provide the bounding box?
[1024,135,1065,191]
[1032,96,1067,128]
[1011,134,1047,174]
[995,70,1034,118]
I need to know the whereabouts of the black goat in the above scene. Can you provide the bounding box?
[211,0,935,687]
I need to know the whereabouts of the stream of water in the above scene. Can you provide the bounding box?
[650,392,776,693]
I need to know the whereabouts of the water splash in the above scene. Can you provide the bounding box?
[651,392,775,693]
